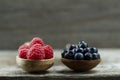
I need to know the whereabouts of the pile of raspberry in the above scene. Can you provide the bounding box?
[18,37,54,60]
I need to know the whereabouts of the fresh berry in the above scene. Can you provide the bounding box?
[76,48,84,53]
[92,53,100,59]
[70,48,76,54]
[89,47,98,53]
[83,47,91,53]
[27,44,45,60]
[64,50,74,59]
[61,49,68,58]
[44,45,54,59]
[84,53,93,60]
[18,49,28,59]
[78,41,88,48]
[74,53,84,60]
[29,37,44,47]
[18,44,29,51]
[61,41,100,60]
[69,44,76,50]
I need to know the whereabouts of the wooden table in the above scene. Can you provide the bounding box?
[0,49,120,80]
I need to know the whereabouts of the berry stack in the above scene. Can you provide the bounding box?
[61,41,100,60]
[18,37,54,60]
[61,41,101,72]
[16,37,54,72]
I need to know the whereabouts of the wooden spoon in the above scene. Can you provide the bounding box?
[61,58,101,72]
[16,56,54,72]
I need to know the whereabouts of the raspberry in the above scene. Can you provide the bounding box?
[18,49,28,59]
[44,45,53,59]
[18,44,29,51]
[29,37,44,47]
[27,44,45,60]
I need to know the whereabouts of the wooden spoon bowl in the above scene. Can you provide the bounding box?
[16,56,54,72]
[61,58,101,72]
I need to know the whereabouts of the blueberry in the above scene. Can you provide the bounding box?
[64,50,74,59]
[69,44,76,50]
[92,53,100,59]
[61,49,68,58]
[83,47,91,53]
[84,52,93,60]
[72,48,77,53]
[76,48,84,53]
[69,50,75,55]
[89,47,98,53]
[74,53,84,60]
[78,41,88,48]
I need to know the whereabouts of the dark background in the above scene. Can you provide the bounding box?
[0,0,120,50]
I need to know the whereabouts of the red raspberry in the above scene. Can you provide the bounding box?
[29,37,44,47]
[18,44,29,51]
[44,45,54,59]
[27,44,45,60]
[18,49,28,59]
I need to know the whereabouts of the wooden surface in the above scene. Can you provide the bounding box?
[0,49,120,80]
[0,0,120,49]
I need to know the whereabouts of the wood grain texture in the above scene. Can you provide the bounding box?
[0,0,120,49]
[0,49,120,80]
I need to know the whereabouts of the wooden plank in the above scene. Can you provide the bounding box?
[0,49,119,80]
[0,0,120,49]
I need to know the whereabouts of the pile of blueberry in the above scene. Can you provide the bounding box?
[61,41,100,60]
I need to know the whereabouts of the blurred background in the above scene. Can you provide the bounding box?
[0,0,120,50]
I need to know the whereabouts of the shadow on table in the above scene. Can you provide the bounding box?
[57,69,98,74]
[27,71,50,74]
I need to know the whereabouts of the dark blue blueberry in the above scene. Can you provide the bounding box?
[72,48,77,53]
[78,41,88,48]
[61,49,68,58]
[84,52,93,60]
[74,52,84,60]
[89,47,98,53]
[76,48,84,53]
[64,50,74,59]
[92,53,100,59]
[68,50,75,55]
[83,47,91,53]
[69,44,76,50]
